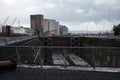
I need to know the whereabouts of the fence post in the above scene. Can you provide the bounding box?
[16,47,21,66]
[92,48,96,70]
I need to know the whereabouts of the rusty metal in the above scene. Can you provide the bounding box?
[0,59,17,70]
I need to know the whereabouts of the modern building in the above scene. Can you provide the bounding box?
[59,25,68,35]
[30,15,44,35]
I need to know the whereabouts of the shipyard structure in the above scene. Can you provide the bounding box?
[0,15,120,80]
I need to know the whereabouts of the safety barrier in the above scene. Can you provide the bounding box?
[0,46,120,70]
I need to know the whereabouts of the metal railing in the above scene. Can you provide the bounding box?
[82,35,120,39]
[0,46,120,69]
[0,36,37,46]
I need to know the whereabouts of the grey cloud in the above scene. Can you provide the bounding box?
[0,0,120,31]
[49,0,120,23]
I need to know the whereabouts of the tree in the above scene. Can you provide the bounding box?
[113,24,120,35]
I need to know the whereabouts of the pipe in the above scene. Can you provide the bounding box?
[0,59,17,70]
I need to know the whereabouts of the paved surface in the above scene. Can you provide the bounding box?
[52,53,69,65]
[0,67,120,80]
[69,54,90,66]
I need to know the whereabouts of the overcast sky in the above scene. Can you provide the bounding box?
[0,0,120,32]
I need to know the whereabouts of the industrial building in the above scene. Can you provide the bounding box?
[11,26,32,35]
[43,19,56,35]
[55,21,60,35]
[30,15,44,35]
[59,25,68,35]
[31,14,68,36]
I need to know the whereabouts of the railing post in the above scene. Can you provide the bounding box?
[16,47,21,66]
[63,49,67,68]
[3,38,8,45]
[92,48,96,70]
[39,47,43,68]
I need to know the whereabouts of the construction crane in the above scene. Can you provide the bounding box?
[3,16,9,26]
[18,20,20,27]
[11,17,17,26]
[1,16,10,36]
[1,17,17,36]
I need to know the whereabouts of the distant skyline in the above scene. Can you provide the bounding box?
[0,0,120,32]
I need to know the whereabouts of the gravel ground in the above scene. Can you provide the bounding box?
[0,67,120,80]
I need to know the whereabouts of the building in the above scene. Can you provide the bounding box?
[11,26,32,35]
[59,25,68,35]
[30,14,68,36]
[30,15,44,35]
[55,21,60,35]
[43,19,60,35]
[0,25,2,34]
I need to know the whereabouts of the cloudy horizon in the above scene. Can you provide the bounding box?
[0,0,120,32]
